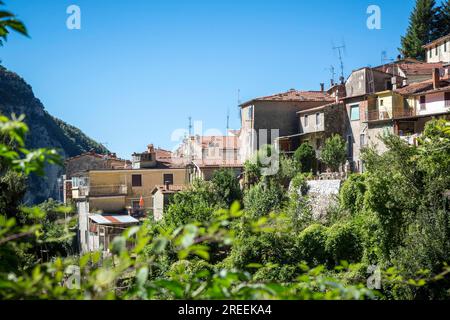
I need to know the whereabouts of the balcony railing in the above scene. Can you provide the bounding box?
[78,185,127,197]
[366,109,416,121]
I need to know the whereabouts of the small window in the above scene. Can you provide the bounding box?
[350,105,360,121]
[304,115,309,127]
[163,173,174,185]
[132,174,142,187]
[380,99,384,106]
[360,134,365,147]
[445,41,447,52]
[435,46,438,55]
[316,113,320,126]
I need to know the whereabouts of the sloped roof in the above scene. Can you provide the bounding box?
[240,89,334,106]
[395,79,450,95]
[423,34,450,49]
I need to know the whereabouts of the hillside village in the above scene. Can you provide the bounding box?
[63,34,450,254]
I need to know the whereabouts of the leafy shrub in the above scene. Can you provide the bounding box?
[339,174,367,215]
[320,134,347,172]
[325,222,363,265]
[243,180,286,219]
[293,143,316,173]
[253,264,299,282]
[211,168,242,207]
[296,224,328,266]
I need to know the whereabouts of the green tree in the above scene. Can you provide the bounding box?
[163,179,217,227]
[320,134,347,172]
[0,1,28,46]
[293,143,316,173]
[243,180,286,219]
[400,0,441,60]
[436,0,450,37]
[211,168,242,207]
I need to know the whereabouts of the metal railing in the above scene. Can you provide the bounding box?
[366,108,416,121]
[78,184,127,197]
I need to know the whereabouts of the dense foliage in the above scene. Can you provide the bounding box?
[400,0,446,60]
[320,134,347,172]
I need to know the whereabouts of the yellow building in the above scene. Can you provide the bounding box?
[71,144,188,217]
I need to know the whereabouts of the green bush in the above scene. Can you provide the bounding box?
[296,224,328,266]
[320,134,347,172]
[339,174,367,215]
[293,143,316,173]
[253,264,299,282]
[243,180,286,219]
[325,222,363,265]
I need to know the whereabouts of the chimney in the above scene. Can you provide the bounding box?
[339,76,345,85]
[320,83,325,92]
[147,144,155,153]
[330,79,335,86]
[432,68,440,89]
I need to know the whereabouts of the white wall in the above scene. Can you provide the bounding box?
[416,92,450,116]
[426,40,450,63]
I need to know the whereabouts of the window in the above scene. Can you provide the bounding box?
[429,49,432,58]
[420,95,426,110]
[380,99,384,107]
[445,92,450,101]
[304,115,309,127]
[445,41,447,52]
[435,46,438,55]
[132,174,142,187]
[347,135,353,158]
[163,174,174,185]
[316,113,320,126]
[360,134,365,147]
[350,105,360,121]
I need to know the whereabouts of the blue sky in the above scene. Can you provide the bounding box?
[1,0,420,158]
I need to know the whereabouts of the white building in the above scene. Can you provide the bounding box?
[424,34,450,64]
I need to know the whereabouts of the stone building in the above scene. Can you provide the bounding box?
[239,88,334,162]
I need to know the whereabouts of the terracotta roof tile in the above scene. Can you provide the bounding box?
[241,89,334,105]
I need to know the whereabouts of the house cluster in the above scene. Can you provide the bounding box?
[65,35,450,254]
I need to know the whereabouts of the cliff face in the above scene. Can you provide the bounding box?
[0,66,108,204]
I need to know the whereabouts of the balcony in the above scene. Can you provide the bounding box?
[366,108,416,121]
[78,184,128,197]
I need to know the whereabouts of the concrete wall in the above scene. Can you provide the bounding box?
[240,100,331,161]
[367,122,394,154]
[426,40,450,63]
[417,92,450,116]
[152,190,165,221]
[345,97,369,172]
[87,168,187,212]
[299,111,325,134]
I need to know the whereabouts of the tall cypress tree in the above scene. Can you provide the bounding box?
[400,0,440,60]
[437,0,450,37]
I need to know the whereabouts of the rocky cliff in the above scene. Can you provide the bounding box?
[0,66,108,204]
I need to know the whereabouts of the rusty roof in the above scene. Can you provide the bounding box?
[395,79,450,95]
[423,34,450,49]
[240,89,334,106]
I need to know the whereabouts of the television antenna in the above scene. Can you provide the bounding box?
[332,40,346,82]
[188,116,192,137]
[325,65,336,85]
